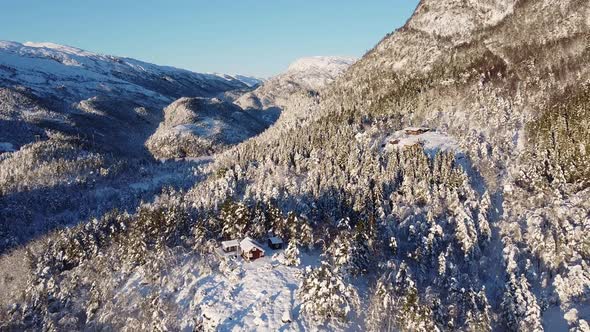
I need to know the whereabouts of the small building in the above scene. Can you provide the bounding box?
[268,236,284,250]
[240,237,265,261]
[389,139,400,145]
[221,239,240,253]
[405,128,430,136]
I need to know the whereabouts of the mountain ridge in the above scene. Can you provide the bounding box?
[0,40,257,104]
[235,55,356,111]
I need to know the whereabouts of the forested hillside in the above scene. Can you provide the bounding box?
[1,0,589,331]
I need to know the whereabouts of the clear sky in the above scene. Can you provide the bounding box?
[0,1,419,77]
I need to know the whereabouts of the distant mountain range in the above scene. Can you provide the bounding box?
[0,41,352,159]
[0,41,263,105]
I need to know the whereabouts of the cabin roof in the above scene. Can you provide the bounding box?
[221,239,240,249]
[269,236,283,244]
[240,237,265,252]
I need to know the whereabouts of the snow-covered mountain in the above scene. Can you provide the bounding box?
[146,97,269,159]
[0,41,254,104]
[143,56,356,160]
[235,56,356,111]
[0,41,271,250]
[0,41,266,158]
[216,73,264,88]
[2,0,590,331]
[407,0,516,40]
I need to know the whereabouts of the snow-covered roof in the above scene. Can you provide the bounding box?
[269,237,283,244]
[240,237,265,252]
[221,239,239,249]
[382,127,460,158]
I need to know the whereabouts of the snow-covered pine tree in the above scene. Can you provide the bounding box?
[449,191,478,258]
[477,191,492,243]
[298,217,314,248]
[466,288,492,332]
[298,262,359,322]
[285,212,299,239]
[351,220,371,274]
[249,202,268,239]
[389,236,398,256]
[283,238,300,266]
[329,232,353,273]
[501,273,543,332]
[367,263,438,331]
[265,202,285,237]
[220,199,251,239]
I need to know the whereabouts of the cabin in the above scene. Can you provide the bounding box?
[405,128,430,136]
[239,237,265,261]
[221,239,240,253]
[268,236,284,250]
[389,139,400,145]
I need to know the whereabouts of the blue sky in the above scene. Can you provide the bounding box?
[0,1,419,77]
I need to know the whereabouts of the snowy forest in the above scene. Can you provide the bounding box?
[1,0,590,331]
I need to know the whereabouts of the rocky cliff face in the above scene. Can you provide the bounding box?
[407,0,516,39]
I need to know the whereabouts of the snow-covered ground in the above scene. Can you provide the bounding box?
[382,127,460,158]
[194,252,308,331]
[111,246,329,331]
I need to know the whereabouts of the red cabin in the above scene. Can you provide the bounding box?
[239,237,266,261]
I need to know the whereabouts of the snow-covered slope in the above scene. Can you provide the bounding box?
[285,56,357,88]
[0,41,265,158]
[0,40,252,104]
[146,97,270,159]
[109,248,326,331]
[216,74,264,88]
[407,0,516,40]
[235,56,356,111]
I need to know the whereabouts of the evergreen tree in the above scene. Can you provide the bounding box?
[298,262,360,322]
[368,263,438,331]
[501,273,543,332]
[249,202,268,239]
[283,238,300,266]
[477,191,492,242]
[220,199,251,239]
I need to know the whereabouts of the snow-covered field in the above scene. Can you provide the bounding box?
[112,247,333,331]
[382,127,460,157]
